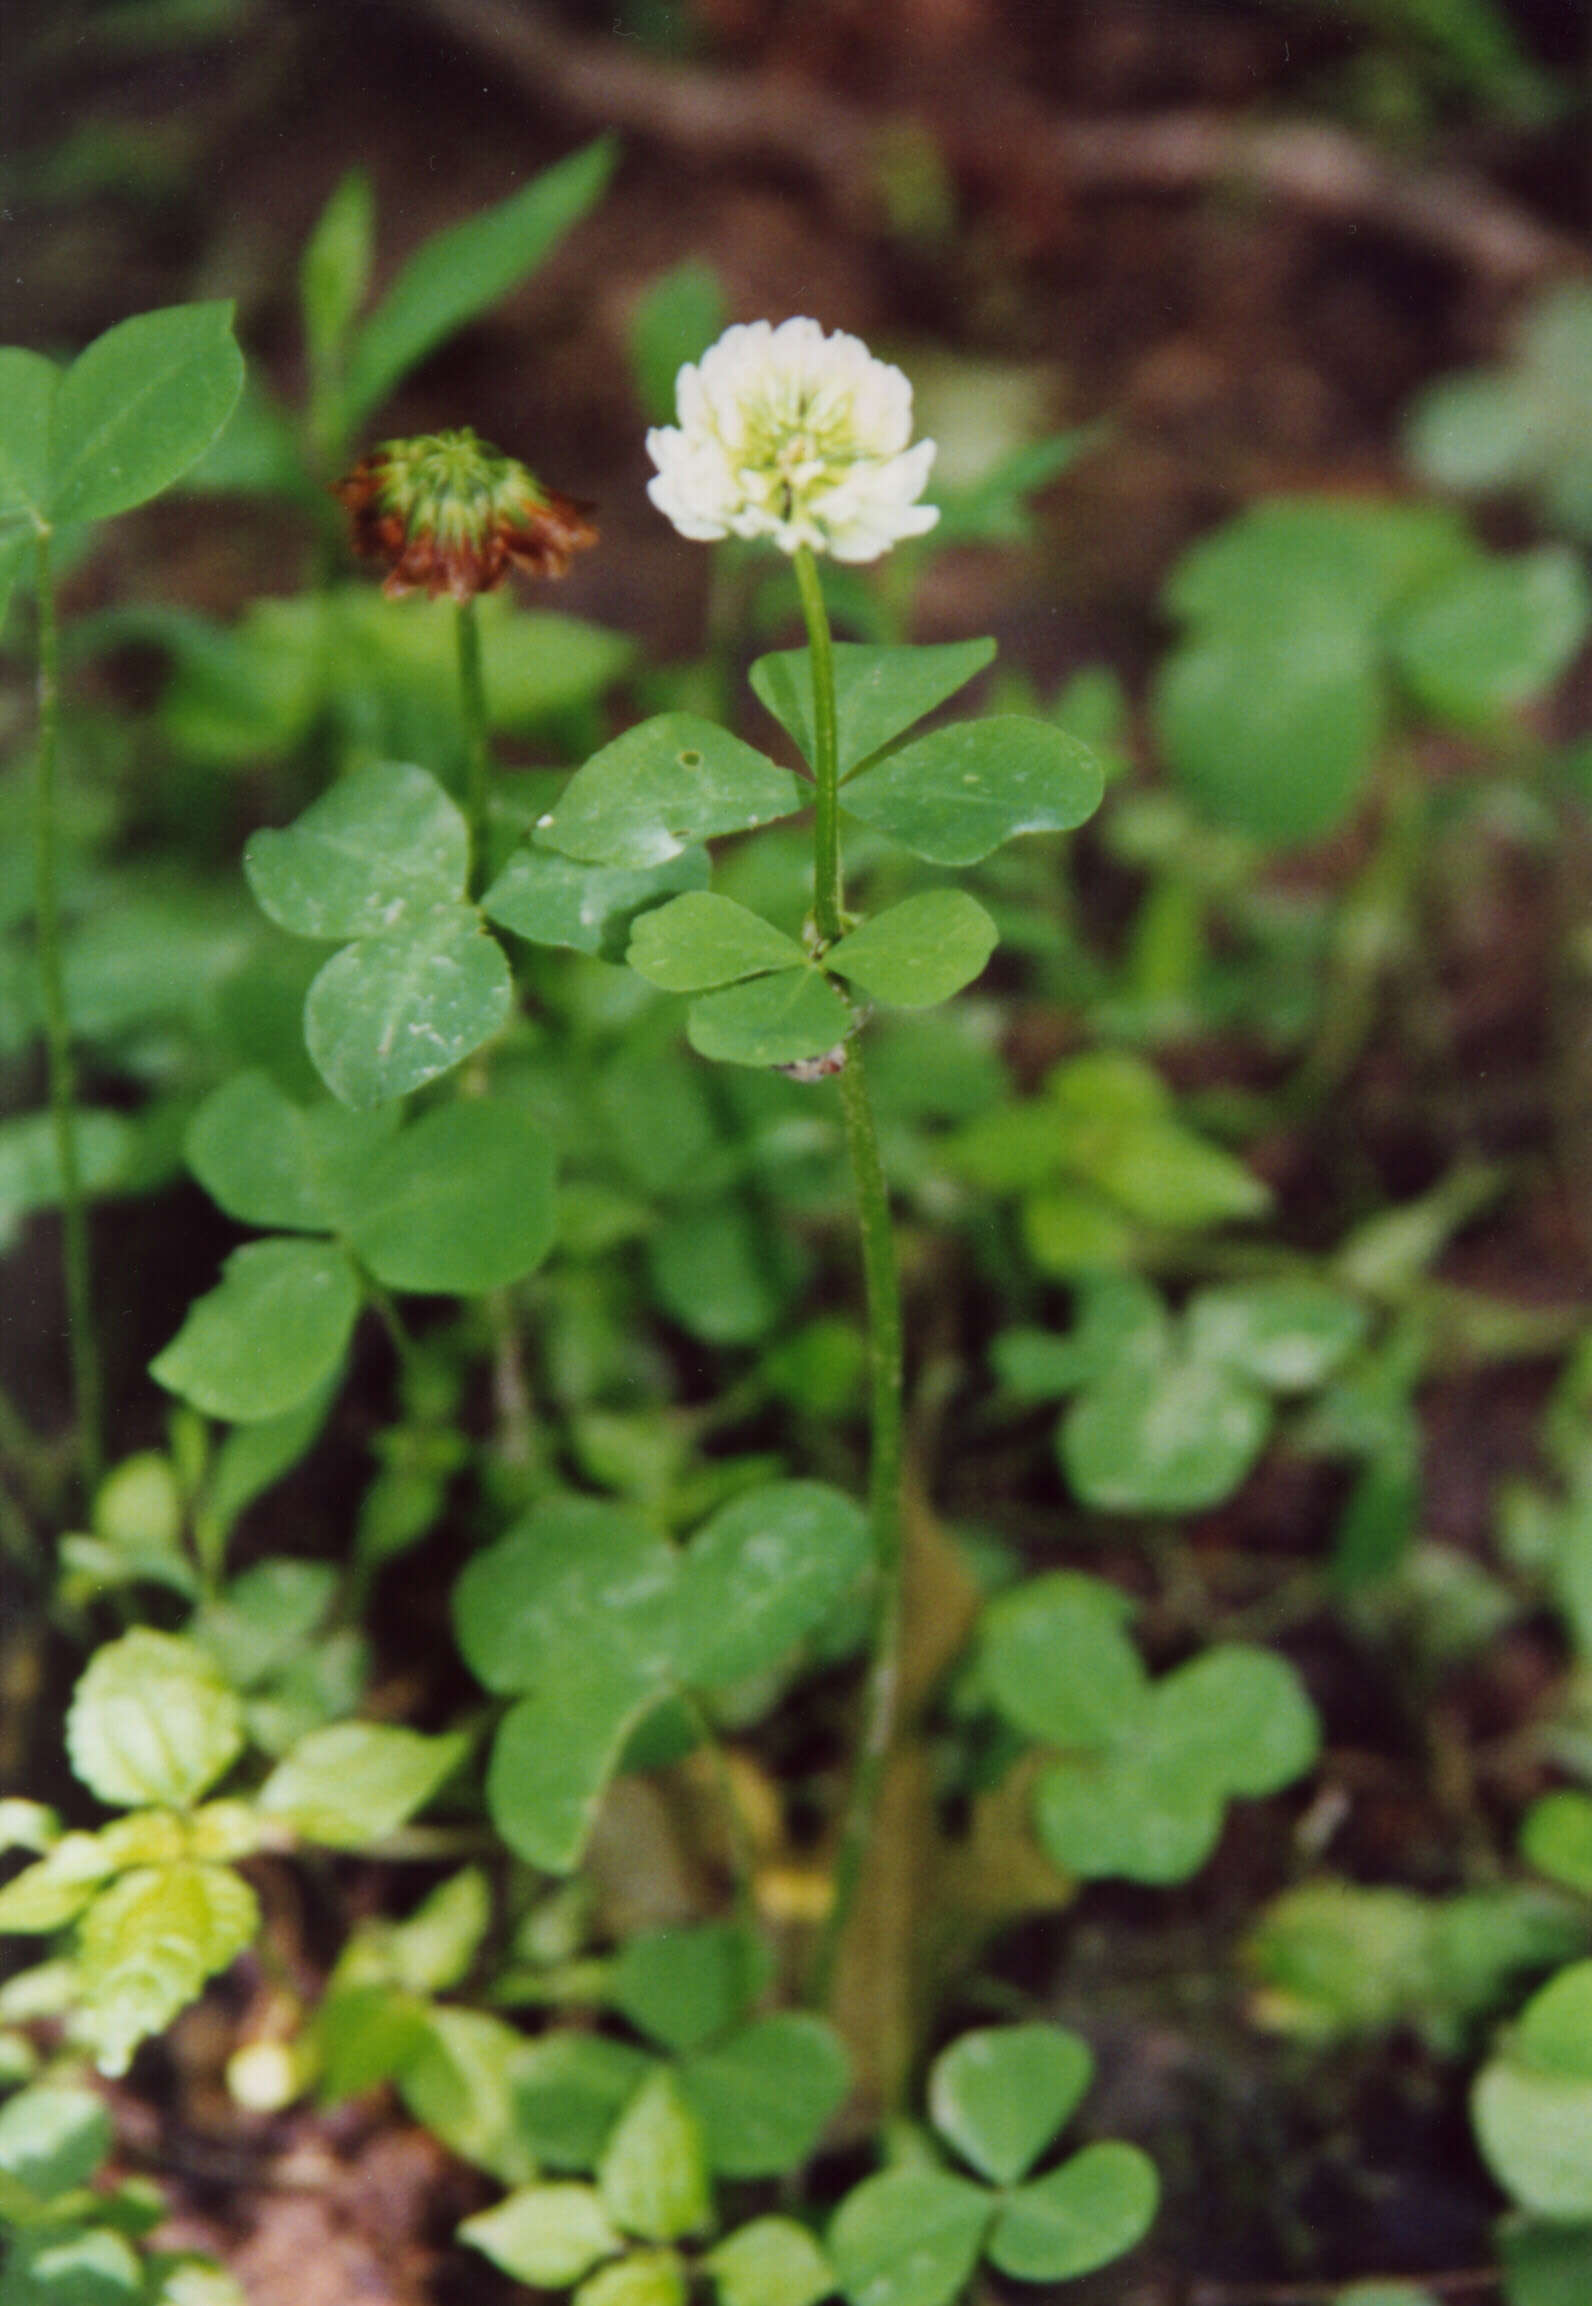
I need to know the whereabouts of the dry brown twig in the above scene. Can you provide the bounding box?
[401,0,1581,287]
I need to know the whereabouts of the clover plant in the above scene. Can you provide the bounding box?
[13,158,1585,2300]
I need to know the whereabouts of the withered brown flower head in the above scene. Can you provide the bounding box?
[333,428,597,602]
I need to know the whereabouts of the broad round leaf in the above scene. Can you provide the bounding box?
[687,970,850,1069]
[244,761,468,941]
[676,1482,872,1693]
[304,904,513,1108]
[460,2183,623,2287]
[580,2250,689,2306]
[680,2015,850,2179]
[706,2218,835,2306]
[987,2140,1158,2281]
[979,1573,1146,1752]
[750,639,996,775]
[186,1070,398,1233]
[1185,1280,1369,1393]
[67,1630,245,1811]
[598,2070,713,2242]
[628,893,807,992]
[1145,1646,1320,1803]
[539,715,803,868]
[929,2025,1092,2184]
[49,304,244,526]
[1156,619,1382,847]
[828,2168,991,2306]
[483,846,708,959]
[257,1722,467,1848]
[1035,1752,1225,1886]
[514,2033,654,2170]
[825,890,997,1009]
[487,1676,661,1873]
[649,1200,800,1347]
[842,719,1102,865]
[0,2082,110,2197]
[0,346,59,521]
[0,2229,142,2304]
[1472,2055,1592,2220]
[347,1099,556,1293]
[1392,547,1591,728]
[1517,1961,1592,2082]
[398,2005,533,2184]
[1522,1791,1592,1897]
[610,1923,772,2055]
[453,1496,680,1697]
[1062,1350,1271,1514]
[150,1237,359,1422]
[1405,372,1538,493]
[77,1861,259,2076]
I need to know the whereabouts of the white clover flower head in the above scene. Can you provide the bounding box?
[646,316,940,564]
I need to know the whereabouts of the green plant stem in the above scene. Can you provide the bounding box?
[793,545,843,944]
[793,548,907,2009]
[455,595,492,899]
[32,528,102,1497]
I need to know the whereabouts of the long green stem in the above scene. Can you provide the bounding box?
[32,528,102,1496]
[793,545,844,944]
[794,549,907,2007]
[455,595,491,899]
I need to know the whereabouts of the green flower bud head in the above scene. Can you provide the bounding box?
[334,427,597,601]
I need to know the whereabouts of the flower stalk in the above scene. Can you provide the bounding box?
[794,551,907,2008]
[31,526,103,1494]
[454,595,492,899]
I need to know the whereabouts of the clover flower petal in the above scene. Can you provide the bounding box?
[646,317,939,563]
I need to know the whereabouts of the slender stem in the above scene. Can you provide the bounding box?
[455,595,492,899]
[793,545,844,943]
[793,551,907,2007]
[32,528,102,1496]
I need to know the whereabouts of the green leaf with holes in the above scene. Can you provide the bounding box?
[540,716,804,868]
[245,761,469,940]
[750,639,996,775]
[687,969,849,1069]
[628,893,808,991]
[304,903,513,1107]
[841,719,1101,865]
[345,1099,556,1293]
[825,890,997,1008]
[151,1237,360,1421]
